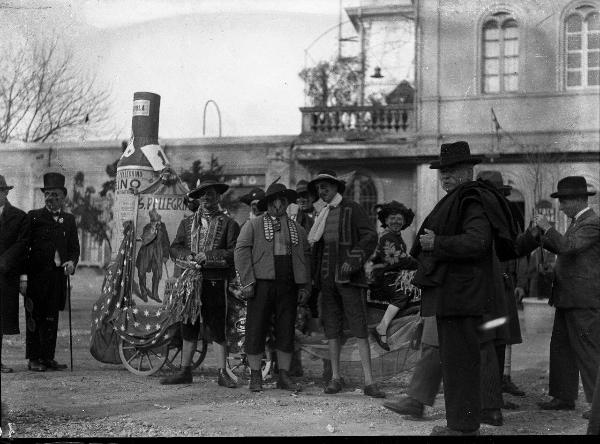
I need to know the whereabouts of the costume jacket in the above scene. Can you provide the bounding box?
[0,201,29,334]
[26,207,80,311]
[170,211,239,280]
[538,208,600,308]
[312,198,377,289]
[235,214,311,288]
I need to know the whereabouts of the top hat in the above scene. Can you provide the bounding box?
[376,200,415,230]
[256,182,298,212]
[550,176,596,198]
[239,187,266,206]
[40,172,67,195]
[0,174,14,191]
[429,141,482,169]
[477,170,512,196]
[187,174,229,199]
[307,170,346,196]
[295,180,311,196]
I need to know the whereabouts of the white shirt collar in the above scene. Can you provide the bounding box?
[574,207,590,221]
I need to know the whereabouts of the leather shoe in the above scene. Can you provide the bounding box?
[160,368,192,385]
[430,425,479,436]
[364,383,385,398]
[42,359,68,370]
[249,371,263,392]
[277,369,300,391]
[324,378,343,394]
[28,359,47,372]
[383,396,424,418]
[217,369,237,388]
[583,409,591,419]
[537,398,575,410]
[370,327,390,352]
[1,363,14,373]
[502,375,525,397]
[481,408,503,426]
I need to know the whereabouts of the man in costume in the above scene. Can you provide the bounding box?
[235,181,311,392]
[23,172,80,372]
[239,187,265,225]
[533,176,600,420]
[0,175,29,373]
[308,170,384,398]
[136,207,170,303]
[160,175,239,388]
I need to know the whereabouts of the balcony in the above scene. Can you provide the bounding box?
[299,104,415,142]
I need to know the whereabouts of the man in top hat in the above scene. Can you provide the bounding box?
[161,175,239,388]
[0,175,30,373]
[22,172,80,371]
[239,187,265,224]
[235,180,311,392]
[307,170,384,399]
[409,142,523,435]
[531,176,600,418]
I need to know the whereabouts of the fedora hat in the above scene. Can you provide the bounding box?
[429,141,482,169]
[0,174,14,191]
[376,200,415,230]
[550,176,596,198]
[477,170,512,196]
[188,174,229,199]
[307,170,346,196]
[256,182,298,212]
[40,172,67,195]
[239,187,265,206]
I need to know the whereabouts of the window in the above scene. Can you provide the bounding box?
[482,12,519,93]
[565,5,600,88]
[343,173,378,226]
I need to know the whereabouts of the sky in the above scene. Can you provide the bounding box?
[1,0,365,140]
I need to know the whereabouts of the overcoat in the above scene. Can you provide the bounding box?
[0,201,29,334]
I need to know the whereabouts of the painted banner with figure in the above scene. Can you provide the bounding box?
[134,192,188,305]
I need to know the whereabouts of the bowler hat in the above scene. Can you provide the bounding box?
[188,174,229,199]
[0,174,13,190]
[429,141,482,169]
[477,171,512,196]
[307,170,346,196]
[550,176,596,198]
[40,172,67,196]
[376,200,415,230]
[239,187,266,206]
[256,182,297,212]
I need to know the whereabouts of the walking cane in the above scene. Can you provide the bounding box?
[67,274,73,372]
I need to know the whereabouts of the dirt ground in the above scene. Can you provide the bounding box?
[0,268,592,437]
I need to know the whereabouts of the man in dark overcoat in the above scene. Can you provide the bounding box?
[23,172,80,371]
[532,176,600,418]
[0,175,29,373]
[409,142,524,435]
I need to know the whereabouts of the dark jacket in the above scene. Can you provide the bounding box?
[27,207,80,275]
[170,212,239,280]
[312,198,377,288]
[0,201,29,334]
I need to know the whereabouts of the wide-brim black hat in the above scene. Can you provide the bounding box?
[550,176,596,198]
[0,174,14,190]
[477,170,512,196]
[256,183,298,212]
[188,175,229,199]
[239,187,266,205]
[429,141,482,169]
[307,170,346,196]
[376,200,415,230]
[40,172,67,196]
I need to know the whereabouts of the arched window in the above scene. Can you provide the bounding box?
[565,5,600,88]
[482,12,519,93]
[343,173,378,226]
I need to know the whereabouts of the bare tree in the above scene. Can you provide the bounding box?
[0,36,112,143]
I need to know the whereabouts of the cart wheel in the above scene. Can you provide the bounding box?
[225,353,272,383]
[119,338,168,376]
[163,337,208,372]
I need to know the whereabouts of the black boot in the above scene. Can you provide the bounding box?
[288,351,303,377]
[249,370,263,392]
[160,366,192,385]
[217,368,237,388]
[277,369,300,391]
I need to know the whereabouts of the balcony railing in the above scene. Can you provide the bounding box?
[300,104,414,140]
